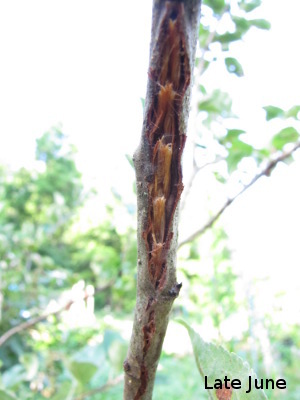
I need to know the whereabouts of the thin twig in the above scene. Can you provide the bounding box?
[74,374,123,400]
[180,154,224,213]
[178,141,300,248]
[0,282,113,347]
[0,301,72,347]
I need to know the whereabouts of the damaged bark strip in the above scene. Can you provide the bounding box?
[144,2,190,291]
[124,1,201,400]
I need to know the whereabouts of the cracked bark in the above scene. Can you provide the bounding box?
[123,1,201,399]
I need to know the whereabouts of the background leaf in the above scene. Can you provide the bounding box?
[238,0,262,13]
[272,127,299,150]
[203,0,226,14]
[285,105,300,119]
[68,361,98,385]
[178,320,268,399]
[198,90,232,116]
[226,139,254,173]
[51,381,74,400]
[249,19,271,30]
[263,106,284,121]
[225,58,244,77]
[0,390,17,400]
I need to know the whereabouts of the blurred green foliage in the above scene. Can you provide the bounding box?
[0,1,300,399]
[0,129,137,399]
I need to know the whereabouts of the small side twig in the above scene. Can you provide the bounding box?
[74,374,123,400]
[180,153,224,213]
[0,301,73,347]
[0,282,113,347]
[178,141,300,248]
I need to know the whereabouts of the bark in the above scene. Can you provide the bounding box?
[123,1,201,399]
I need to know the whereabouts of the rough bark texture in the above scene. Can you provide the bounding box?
[124,1,201,399]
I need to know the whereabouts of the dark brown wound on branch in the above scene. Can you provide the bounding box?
[144,1,190,290]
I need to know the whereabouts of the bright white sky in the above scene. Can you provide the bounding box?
[0,0,299,324]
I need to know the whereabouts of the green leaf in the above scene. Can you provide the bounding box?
[219,129,246,146]
[226,154,244,173]
[214,171,226,184]
[272,127,300,150]
[103,330,124,354]
[189,242,201,259]
[198,90,232,117]
[227,139,254,173]
[0,390,17,400]
[2,365,26,388]
[232,16,251,34]
[285,105,300,119]
[108,341,128,373]
[71,344,106,368]
[51,381,74,400]
[263,106,284,121]
[19,353,39,381]
[203,0,226,14]
[215,16,270,48]
[68,361,98,385]
[254,148,271,163]
[125,154,134,169]
[226,129,246,141]
[213,31,243,45]
[199,24,211,48]
[249,19,271,30]
[198,84,207,95]
[238,0,262,13]
[225,58,244,77]
[178,320,268,399]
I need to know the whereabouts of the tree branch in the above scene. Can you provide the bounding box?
[123,1,201,399]
[0,300,72,347]
[178,141,300,248]
[0,282,113,347]
[74,374,123,400]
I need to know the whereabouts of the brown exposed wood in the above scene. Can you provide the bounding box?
[144,2,190,290]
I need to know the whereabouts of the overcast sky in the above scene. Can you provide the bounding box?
[0,1,299,176]
[0,0,300,322]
